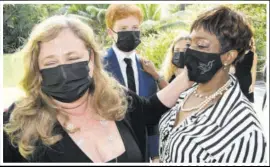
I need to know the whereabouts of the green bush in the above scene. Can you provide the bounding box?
[229,4,267,71]
[3,4,63,54]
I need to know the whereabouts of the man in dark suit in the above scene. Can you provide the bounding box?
[103,4,162,162]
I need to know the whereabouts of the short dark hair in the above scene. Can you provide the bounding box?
[190,6,253,59]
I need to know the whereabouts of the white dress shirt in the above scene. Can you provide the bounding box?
[112,44,139,95]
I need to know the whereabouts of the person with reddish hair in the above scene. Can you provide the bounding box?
[103,4,166,162]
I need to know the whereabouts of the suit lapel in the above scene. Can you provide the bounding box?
[107,48,126,86]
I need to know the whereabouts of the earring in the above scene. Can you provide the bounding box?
[223,63,228,70]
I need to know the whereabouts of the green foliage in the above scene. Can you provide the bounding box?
[65,4,109,46]
[168,4,191,13]
[229,4,267,70]
[140,11,189,36]
[3,4,63,53]
[168,4,180,14]
[138,4,161,21]
[67,4,87,14]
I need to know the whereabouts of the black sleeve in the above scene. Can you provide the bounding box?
[169,75,176,83]
[3,104,27,162]
[126,90,170,126]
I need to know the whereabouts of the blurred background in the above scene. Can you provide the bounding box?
[2,4,267,116]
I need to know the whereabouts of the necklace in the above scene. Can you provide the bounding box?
[67,119,115,143]
[193,88,209,99]
[100,120,114,143]
[68,119,118,163]
[181,79,232,112]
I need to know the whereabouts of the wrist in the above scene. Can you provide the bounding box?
[175,71,193,88]
[155,75,164,84]
[152,72,160,80]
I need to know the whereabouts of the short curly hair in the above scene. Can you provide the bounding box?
[105,4,143,30]
[190,6,254,60]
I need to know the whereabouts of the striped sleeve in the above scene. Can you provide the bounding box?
[214,129,267,163]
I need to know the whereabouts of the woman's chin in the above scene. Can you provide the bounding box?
[53,92,89,110]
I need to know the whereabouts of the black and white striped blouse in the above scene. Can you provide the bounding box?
[159,75,267,163]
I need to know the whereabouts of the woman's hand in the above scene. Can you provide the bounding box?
[249,84,255,93]
[229,65,236,74]
[140,57,159,79]
[178,67,194,88]
[157,67,194,108]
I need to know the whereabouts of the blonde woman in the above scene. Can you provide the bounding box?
[3,15,192,163]
[161,31,191,83]
[141,31,191,89]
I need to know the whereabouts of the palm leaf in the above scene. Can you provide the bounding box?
[86,5,99,18]
[158,21,188,31]
[66,13,95,25]
[152,5,161,21]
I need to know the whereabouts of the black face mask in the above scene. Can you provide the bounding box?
[184,48,224,83]
[40,61,94,103]
[172,52,185,68]
[113,30,141,52]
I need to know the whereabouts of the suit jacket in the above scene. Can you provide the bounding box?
[103,48,159,158]
[103,48,158,97]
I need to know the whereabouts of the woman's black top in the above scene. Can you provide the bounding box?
[235,50,254,102]
[3,90,170,163]
[169,75,176,83]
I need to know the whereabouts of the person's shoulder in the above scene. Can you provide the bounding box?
[135,53,141,59]
[232,98,263,128]
[104,47,114,58]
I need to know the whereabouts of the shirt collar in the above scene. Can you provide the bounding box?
[197,75,243,120]
[112,44,137,64]
[176,75,244,121]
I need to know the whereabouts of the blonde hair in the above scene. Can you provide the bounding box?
[160,31,190,82]
[4,15,128,159]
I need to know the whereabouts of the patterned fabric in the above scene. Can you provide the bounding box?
[159,75,267,163]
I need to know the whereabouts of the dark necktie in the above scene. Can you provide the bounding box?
[124,58,136,93]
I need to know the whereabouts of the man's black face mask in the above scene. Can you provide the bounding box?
[113,30,141,52]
